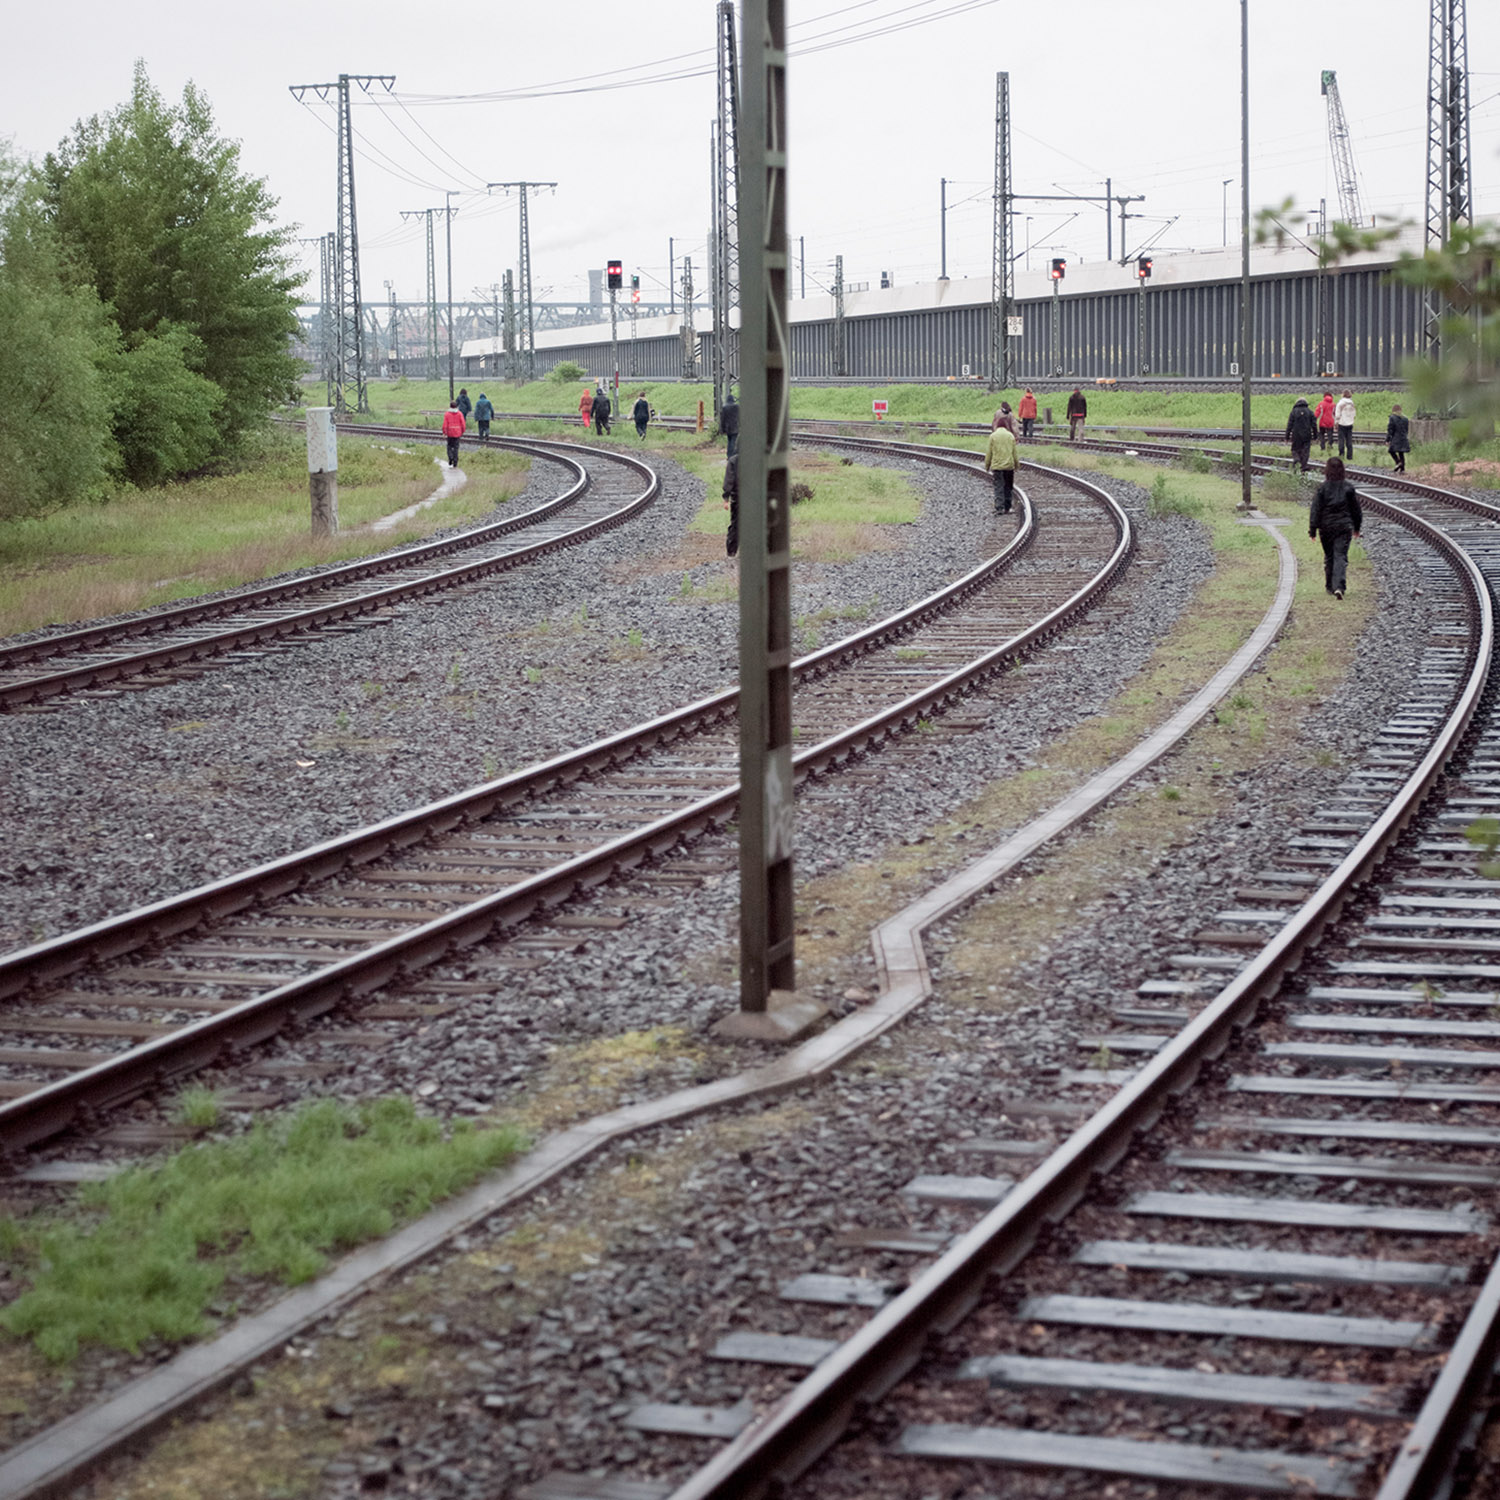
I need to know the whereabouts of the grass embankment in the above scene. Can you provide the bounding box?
[0,429,529,638]
[0,1097,525,1363]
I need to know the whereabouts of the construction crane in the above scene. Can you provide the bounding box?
[1321,70,1366,227]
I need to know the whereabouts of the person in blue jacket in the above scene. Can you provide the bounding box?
[473,392,494,443]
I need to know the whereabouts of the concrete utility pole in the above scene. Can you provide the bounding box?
[722,0,815,1036]
[989,71,1013,391]
[488,181,558,382]
[1424,0,1473,358]
[831,254,847,376]
[306,407,339,536]
[288,74,393,416]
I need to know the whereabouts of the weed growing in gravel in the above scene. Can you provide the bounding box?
[447,654,465,689]
[916,718,936,734]
[523,666,543,685]
[333,708,351,732]
[0,1097,525,1363]
[173,1087,221,1132]
[626,627,644,649]
[678,572,694,598]
[895,647,928,661]
[1312,747,1338,768]
[1147,473,1205,519]
[1090,1043,1119,1075]
[482,754,499,781]
[1178,449,1217,474]
[1229,691,1254,710]
[1160,786,1182,802]
[360,681,384,701]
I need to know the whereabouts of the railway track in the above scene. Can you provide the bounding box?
[0,447,1128,1158]
[0,436,657,713]
[559,460,1500,1499]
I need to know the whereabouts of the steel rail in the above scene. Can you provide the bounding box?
[0,441,658,709]
[0,462,1128,1156]
[666,486,1495,1500]
[0,438,590,670]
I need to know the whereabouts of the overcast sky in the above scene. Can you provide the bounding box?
[5,0,1498,311]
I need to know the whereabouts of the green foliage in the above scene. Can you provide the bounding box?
[1147,472,1205,519]
[550,360,586,383]
[1261,468,1311,504]
[790,481,815,504]
[172,1086,221,1131]
[0,1097,524,1362]
[1394,223,1500,444]
[99,322,223,485]
[39,61,299,456]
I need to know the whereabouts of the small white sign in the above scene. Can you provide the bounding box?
[1006,316,1024,336]
[305,407,337,474]
[1229,363,1240,376]
[960,364,971,377]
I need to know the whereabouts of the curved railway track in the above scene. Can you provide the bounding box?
[606,458,1500,1499]
[0,436,657,712]
[0,447,1128,1157]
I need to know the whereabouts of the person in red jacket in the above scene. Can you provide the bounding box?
[1314,389,1337,451]
[579,386,593,429]
[441,401,466,467]
[1018,388,1038,439]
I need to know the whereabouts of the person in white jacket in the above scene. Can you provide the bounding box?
[1334,390,1356,461]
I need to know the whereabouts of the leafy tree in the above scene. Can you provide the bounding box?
[100,323,224,487]
[40,62,300,453]
[0,144,118,518]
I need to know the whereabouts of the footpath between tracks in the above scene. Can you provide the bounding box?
[0,516,1298,1500]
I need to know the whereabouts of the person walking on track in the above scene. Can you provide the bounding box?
[718,389,740,458]
[456,388,472,421]
[1334,389,1356,461]
[1067,388,1087,441]
[633,392,650,439]
[473,392,494,443]
[1285,397,1318,473]
[591,385,612,435]
[985,417,1018,515]
[992,402,1019,438]
[442,401,466,467]
[1387,404,1411,473]
[723,451,740,558]
[579,386,593,430]
[1314,389,1337,451]
[1018,388,1038,439]
[1309,456,1362,601]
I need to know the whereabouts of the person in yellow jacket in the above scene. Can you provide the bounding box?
[984,422,1018,515]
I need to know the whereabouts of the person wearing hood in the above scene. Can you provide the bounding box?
[456,388,472,420]
[991,402,1018,438]
[473,391,494,443]
[591,385,612,434]
[579,385,593,429]
[1285,397,1318,473]
[984,419,1018,516]
[1387,404,1411,473]
[1314,390,1337,451]
[718,389,740,457]
[1308,456,1363,600]
[633,391,651,438]
[441,401,466,467]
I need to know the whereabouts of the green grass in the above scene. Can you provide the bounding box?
[0,427,530,637]
[0,1097,526,1362]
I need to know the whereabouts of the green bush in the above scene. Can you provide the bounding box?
[1147,471,1205,519]
[550,360,586,383]
[1261,468,1312,504]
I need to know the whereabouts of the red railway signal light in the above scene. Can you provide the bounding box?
[1049,258,1066,281]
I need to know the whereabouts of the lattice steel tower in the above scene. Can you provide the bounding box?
[831,254,847,376]
[711,0,741,420]
[990,71,1013,391]
[488,182,556,382]
[1320,71,1365,227]
[288,74,394,415]
[1425,0,1473,353]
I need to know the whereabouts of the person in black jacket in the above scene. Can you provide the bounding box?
[632,392,650,438]
[718,390,740,457]
[591,385,612,434]
[1066,388,1087,441]
[456,388,472,420]
[1285,397,1318,472]
[1309,456,1363,600]
[723,451,739,558]
[1387,404,1411,473]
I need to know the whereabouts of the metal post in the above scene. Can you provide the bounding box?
[424,212,438,379]
[669,236,676,314]
[488,182,557,383]
[728,0,807,1032]
[289,75,393,416]
[1239,0,1253,511]
[989,71,1013,391]
[385,279,397,376]
[320,232,335,406]
[502,269,517,383]
[1137,272,1147,376]
[713,0,741,419]
[609,284,619,416]
[1222,179,1232,247]
[1424,0,1473,357]
[1051,277,1061,376]
[832,254,846,376]
[682,257,696,379]
[444,190,457,400]
[1105,175,1112,262]
[940,177,949,281]
[629,282,638,376]
[799,235,805,300]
